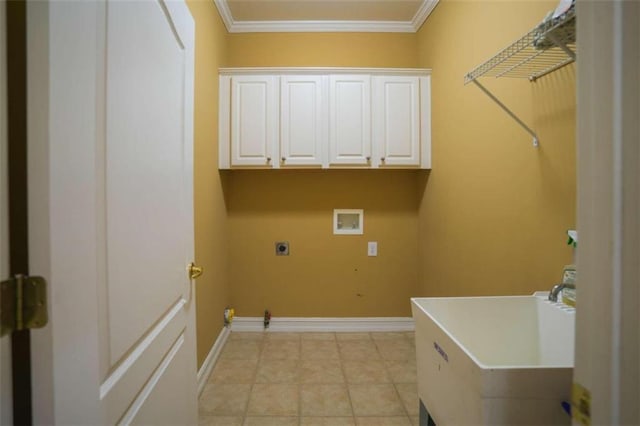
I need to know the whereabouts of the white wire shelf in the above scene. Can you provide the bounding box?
[464,7,576,147]
[465,8,576,83]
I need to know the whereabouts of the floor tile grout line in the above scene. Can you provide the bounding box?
[393,381,413,422]
[337,334,359,425]
[404,330,419,422]
[243,331,265,423]
[374,333,414,422]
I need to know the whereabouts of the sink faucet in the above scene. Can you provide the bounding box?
[548,283,576,302]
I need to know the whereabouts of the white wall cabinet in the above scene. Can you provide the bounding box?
[280,75,326,167]
[219,68,431,170]
[227,75,278,167]
[373,76,421,167]
[328,75,371,166]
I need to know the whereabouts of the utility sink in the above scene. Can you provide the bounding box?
[411,295,575,425]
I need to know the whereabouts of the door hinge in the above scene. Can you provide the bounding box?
[0,275,48,336]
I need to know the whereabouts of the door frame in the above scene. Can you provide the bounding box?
[574,1,639,423]
[0,0,12,423]
[5,1,32,423]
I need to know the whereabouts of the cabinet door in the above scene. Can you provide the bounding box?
[373,76,420,167]
[280,75,326,167]
[231,75,278,167]
[329,75,371,166]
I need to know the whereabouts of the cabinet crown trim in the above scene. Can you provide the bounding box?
[219,67,431,76]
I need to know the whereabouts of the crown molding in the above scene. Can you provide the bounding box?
[228,20,415,33]
[213,0,440,33]
[218,67,431,75]
[213,0,234,32]
[412,0,440,31]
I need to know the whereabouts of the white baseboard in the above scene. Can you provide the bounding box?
[197,326,230,397]
[230,317,414,333]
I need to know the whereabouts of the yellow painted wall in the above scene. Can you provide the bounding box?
[225,33,421,317]
[186,0,230,367]
[227,170,419,317]
[415,0,576,296]
[226,32,419,68]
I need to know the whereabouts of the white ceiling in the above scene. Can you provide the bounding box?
[213,0,440,33]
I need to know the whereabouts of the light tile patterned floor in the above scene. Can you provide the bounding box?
[199,331,419,426]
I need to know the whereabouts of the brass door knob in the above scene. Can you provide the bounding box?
[188,262,203,280]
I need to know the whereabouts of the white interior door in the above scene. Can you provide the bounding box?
[27,1,197,424]
[0,1,12,423]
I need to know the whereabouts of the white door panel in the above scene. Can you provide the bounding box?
[100,301,188,425]
[126,334,192,425]
[28,1,197,424]
[105,0,189,364]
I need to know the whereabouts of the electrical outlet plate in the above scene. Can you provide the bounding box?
[275,241,289,256]
[368,241,377,256]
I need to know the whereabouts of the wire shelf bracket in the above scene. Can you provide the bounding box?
[464,7,576,147]
[471,79,539,147]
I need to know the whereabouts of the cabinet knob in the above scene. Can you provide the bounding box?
[381,157,386,162]
[281,157,286,163]
[366,156,371,162]
[266,157,272,163]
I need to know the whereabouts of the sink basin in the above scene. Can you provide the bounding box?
[411,295,575,425]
